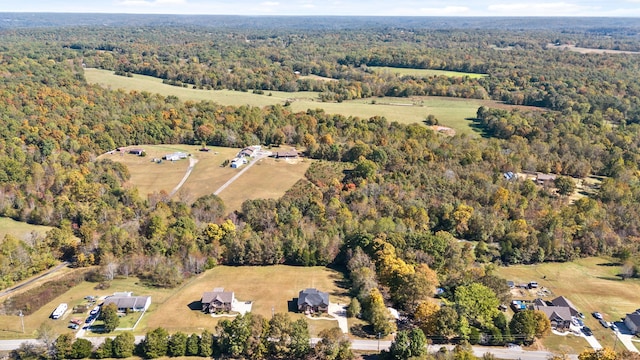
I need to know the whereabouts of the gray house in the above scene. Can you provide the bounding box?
[298,288,329,313]
[625,312,640,334]
[201,288,235,313]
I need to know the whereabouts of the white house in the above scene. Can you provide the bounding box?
[163,152,188,161]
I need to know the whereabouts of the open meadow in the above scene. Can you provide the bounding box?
[368,66,487,79]
[84,68,525,135]
[0,217,52,242]
[97,145,310,212]
[495,257,640,353]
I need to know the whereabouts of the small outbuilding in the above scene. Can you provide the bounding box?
[163,152,188,161]
[298,288,329,313]
[128,148,144,156]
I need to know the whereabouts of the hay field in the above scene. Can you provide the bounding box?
[217,157,312,212]
[146,265,350,336]
[369,66,487,79]
[0,217,52,242]
[495,257,640,352]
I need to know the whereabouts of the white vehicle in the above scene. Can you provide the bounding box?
[90,306,100,316]
[51,303,68,319]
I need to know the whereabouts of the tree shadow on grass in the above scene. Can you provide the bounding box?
[596,276,623,281]
[597,262,621,267]
[466,117,492,138]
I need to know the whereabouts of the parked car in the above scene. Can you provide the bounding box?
[582,326,592,336]
[599,319,609,327]
[578,312,585,319]
[89,306,100,316]
[611,324,619,332]
[593,312,603,320]
[68,323,79,330]
[577,319,584,327]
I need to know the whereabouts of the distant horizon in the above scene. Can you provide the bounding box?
[2,0,640,17]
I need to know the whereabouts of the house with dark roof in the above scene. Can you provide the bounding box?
[532,296,578,331]
[201,288,235,313]
[298,288,329,313]
[624,312,640,334]
[102,292,151,312]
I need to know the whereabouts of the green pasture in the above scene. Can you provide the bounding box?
[369,66,487,79]
[0,217,52,242]
[84,68,482,135]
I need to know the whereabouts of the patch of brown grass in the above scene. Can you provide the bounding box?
[217,156,312,212]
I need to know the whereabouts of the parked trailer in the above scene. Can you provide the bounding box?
[51,303,68,319]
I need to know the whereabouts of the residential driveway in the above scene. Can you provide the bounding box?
[231,299,252,315]
[614,321,639,353]
[583,333,603,350]
[328,303,348,334]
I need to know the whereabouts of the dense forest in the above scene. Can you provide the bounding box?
[2,14,640,352]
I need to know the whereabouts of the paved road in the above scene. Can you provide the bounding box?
[214,152,271,196]
[0,262,70,298]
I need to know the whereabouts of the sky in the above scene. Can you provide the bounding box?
[2,0,640,17]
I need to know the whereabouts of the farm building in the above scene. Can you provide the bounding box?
[163,152,188,161]
[625,311,640,334]
[275,149,299,159]
[230,157,248,168]
[535,173,557,185]
[102,292,151,312]
[128,148,144,156]
[201,288,235,313]
[298,288,329,313]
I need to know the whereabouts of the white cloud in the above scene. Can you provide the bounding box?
[418,6,471,15]
[487,2,598,16]
[116,0,185,7]
[261,1,280,6]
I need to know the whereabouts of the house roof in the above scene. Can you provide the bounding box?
[103,296,150,309]
[534,305,572,321]
[536,173,557,181]
[550,296,579,315]
[298,288,329,307]
[202,290,234,304]
[626,313,640,327]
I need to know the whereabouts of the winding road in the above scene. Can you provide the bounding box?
[0,262,70,298]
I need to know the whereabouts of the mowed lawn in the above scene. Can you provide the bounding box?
[369,66,487,79]
[146,265,351,336]
[84,68,490,135]
[496,257,640,353]
[0,217,52,242]
[217,156,312,212]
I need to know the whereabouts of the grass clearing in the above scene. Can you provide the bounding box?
[495,257,640,353]
[85,68,531,135]
[145,265,350,336]
[217,156,312,212]
[369,66,487,79]
[0,217,52,242]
